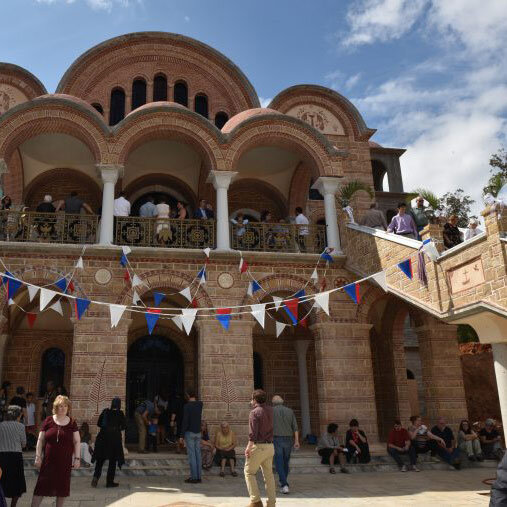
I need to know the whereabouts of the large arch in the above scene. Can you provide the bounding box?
[0,63,47,113]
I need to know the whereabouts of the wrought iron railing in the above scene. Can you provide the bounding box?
[0,209,98,244]
[231,222,327,253]
[115,217,216,249]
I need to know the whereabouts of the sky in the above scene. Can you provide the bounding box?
[1,0,506,219]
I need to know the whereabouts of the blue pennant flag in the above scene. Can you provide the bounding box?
[294,289,305,299]
[321,252,334,263]
[197,266,206,282]
[251,280,262,294]
[283,298,299,325]
[145,309,161,335]
[398,259,413,280]
[7,278,22,299]
[55,278,68,293]
[153,292,165,306]
[74,298,91,320]
[120,253,128,267]
[216,308,231,331]
[2,271,13,285]
[344,283,361,304]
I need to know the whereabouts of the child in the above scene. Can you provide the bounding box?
[148,417,158,453]
[25,392,36,450]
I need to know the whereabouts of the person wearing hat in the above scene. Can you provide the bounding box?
[465,218,483,240]
[479,419,504,461]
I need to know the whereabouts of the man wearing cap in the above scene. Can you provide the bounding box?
[465,218,483,240]
[272,395,299,494]
[479,419,504,460]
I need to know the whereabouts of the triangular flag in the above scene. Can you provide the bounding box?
[179,287,192,302]
[370,271,388,293]
[398,259,413,280]
[49,300,63,316]
[2,271,13,285]
[54,278,68,293]
[172,315,183,331]
[422,239,440,262]
[283,298,299,325]
[251,304,265,329]
[321,252,334,263]
[203,247,211,258]
[75,257,84,269]
[272,296,283,311]
[314,291,330,315]
[120,253,128,267]
[40,288,57,311]
[344,283,361,304]
[133,290,141,305]
[124,270,130,282]
[67,280,75,293]
[110,304,126,328]
[145,309,161,335]
[311,269,318,281]
[27,313,37,328]
[153,292,165,306]
[122,245,131,256]
[239,258,249,273]
[28,285,39,302]
[216,308,232,331]
[247,280,262,297]
[7,298,14,306]
[7,278,22,299]
[299,317,308,328]
[131,274,142,288]
[191,298,199,308]
[276,321,287,337]
[197,267,206,284]
[181,308,198,335]
[295,289,305,299]
[74,298,91,320]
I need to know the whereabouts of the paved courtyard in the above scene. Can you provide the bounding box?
[16,468,495,506]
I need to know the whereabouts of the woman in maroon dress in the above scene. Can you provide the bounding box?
[31,395,80,507]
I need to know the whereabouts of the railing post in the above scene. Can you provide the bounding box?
[311,177,342,255]
[207,170,237,251]
[96,164,123,245]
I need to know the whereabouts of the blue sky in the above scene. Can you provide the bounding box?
[1,0,506,218]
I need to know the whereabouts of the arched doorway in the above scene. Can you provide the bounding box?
[131,191,178,217]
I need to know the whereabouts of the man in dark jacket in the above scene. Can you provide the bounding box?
[491,451,507,506]
[179,388,203,484]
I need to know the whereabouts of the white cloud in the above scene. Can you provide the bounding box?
[325,70,361,92]
[259,97,272,108]
[35,0,141,10]
[345,73,361,89]
[184,15,190,22]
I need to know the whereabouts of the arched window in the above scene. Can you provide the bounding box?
[406,369,415,380]
[39,347,65,397]
[153,74,168,102]
[173,81,188,107]
[214,112,229,129]
[194,94,208,118]
[109,88,126,126]
[253,352,263,389]
[132,78,147,111]
[372,159,388,192]
[91,103,103,115]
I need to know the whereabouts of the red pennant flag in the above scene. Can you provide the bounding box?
[284,298,299,324]
[191,298,198,308]
[124,270,130,282]
[27,313,37,328]
[299,316,308,328]
[67,280,75,293]
[239,258,248,273]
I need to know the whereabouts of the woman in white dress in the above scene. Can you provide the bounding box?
[155,199,172,242]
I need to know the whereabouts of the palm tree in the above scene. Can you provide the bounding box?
[406,188,439,210]
[338,180,374,208]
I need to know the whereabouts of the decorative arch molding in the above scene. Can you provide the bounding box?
[0,63,47,112]
[288,161,312,213]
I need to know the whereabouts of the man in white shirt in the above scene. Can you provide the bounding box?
[465,218,483,240]
[113,191,131,217]
[295,207,309,252]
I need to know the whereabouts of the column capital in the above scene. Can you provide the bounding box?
[206,170,237,190]
[0,159,8,174]
[96,164,124,183]
[311,176,342,196]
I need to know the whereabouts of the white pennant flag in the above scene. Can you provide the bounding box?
[276,321,287,337]
[75,257,84,269]
[179,286,192,302]
[133,291,141,305]
[247,282,253,297]
[311,268,318,281]
[272,296,283,311]
[370,271,388,293]
[314,291,330,315]
[8,298,14,306]
[181,308,198,335]
[121,246,131,256]
[49,300,63,316]
[172,315,183,331]
[422,240,440,262]
[251,304,265,329]
[110,304,127,328]
[40,288,57,311]
[131,274,142,288]
[203,247,211,258]
[28,285,39,302]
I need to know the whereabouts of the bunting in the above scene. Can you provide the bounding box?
[75,257,84,269]
[153,292,165,306]
[110,304,126,328]
[239,258,248,273]
[250,304,265,329]
[7,278,22,299]
[40,288,57,311]
[121,246,131,256]
[371,271,388,293]
[272,296,283,311]
[181,308,198,335]
[28,285,39,302]
[49,300,63,316]
[398,259,413,280]
[344,283,361,304]
[124,270,130,282]
[132,290,141,305]
[74,298,91,320]
[2,271,13,285]
[203,247,211,258]
[27,313,37,328]
[197,267,206,284]
[145,308,161,335]
[120,253,128,267]
[179,287,192,302]
[247,280,262,297]
[172,315,183,331]
[283,298,299,325]
[7,298,14,306]
[314,291,330,315]
[321,252,334,263]
[216,308,232,330]
[54,278,68,293]
[276,321,287,337]
[131,274,143,288]
[311,269,318,281]
[422,239,440,262]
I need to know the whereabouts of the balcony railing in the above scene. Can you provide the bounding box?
[115,217,216,249]
[231,222,326,253]
[0,210,98,244]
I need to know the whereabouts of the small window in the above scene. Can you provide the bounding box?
[132,79,147,110]
[214,112,229,129]
[153,74,168,102]
[109,88,126,126]
[91,103,103,115]
[39,348,65,397]
[174,81,188,107]
[194,94,208,118]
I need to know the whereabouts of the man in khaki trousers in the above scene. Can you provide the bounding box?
[244,389,276,507]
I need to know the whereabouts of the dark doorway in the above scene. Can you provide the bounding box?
[39,348,65,397]
[131,192,178,217]
[253,352,263,389]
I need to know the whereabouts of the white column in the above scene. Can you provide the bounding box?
[492,343,507,429]
[96,165,123,245]
[207,170,237,251]
[294,339,311,439]
[312,177,342,254]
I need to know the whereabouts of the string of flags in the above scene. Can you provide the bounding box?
[0,237,439,337]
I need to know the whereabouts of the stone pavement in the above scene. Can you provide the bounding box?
[15,468,495,506]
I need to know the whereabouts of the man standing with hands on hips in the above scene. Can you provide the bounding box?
[244,389,276,507]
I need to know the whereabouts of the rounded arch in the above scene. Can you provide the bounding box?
[371,159,387,192]
[0,63,47,104]
[0,95,109,165]
[112,104,224,170]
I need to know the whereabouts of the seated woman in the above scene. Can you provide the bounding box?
[345,419,371,464]
[458,419,483,461]
[214,422,237,477]
[79,422,93,466]
[317,423,349,474]
[200,421,214,470]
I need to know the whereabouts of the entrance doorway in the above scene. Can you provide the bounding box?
[131,192,178,217]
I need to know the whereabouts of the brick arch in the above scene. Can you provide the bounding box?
[229,179,288,219]
[288,162,312,213]
[23,168,102,211]
[0,63,47,103]
[2,148,23,204]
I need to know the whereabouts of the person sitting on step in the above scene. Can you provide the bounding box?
[387,419,418,472]
[345,419,371,464]
[458,419,483,462]
[317,423,349,474]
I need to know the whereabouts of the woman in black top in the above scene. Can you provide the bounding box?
[443,214,463,249]
[345,419,371,464]
[91,398,126,488]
